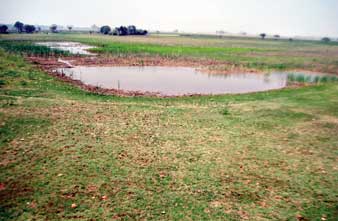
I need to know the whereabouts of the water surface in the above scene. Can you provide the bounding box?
[36,42,95,55]
[58,66,302,95]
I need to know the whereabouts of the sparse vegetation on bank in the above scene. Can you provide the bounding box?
[2,33,338,73]
[0,40,70,56]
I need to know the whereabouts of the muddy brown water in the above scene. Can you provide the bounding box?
[36,42,95,55]
[56,66,325,96]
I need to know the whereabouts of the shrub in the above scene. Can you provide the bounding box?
[24,25,36,33]
[0,25,8,34]
[221,108,230,116]
[50,24,58,33]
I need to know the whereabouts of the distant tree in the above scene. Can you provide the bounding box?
[100,25,111,35]
[0,25,8,34]
[50,24,58,33]
[288,38,293,42]
[14,21,24,33]
[67,25,73,31]
[111,26,148,36]
[36,26,41,32]
[273,34,280,40]
[116,26,128,35]
[127,25,136,35]
[23,24,36,33]
[173,29,179,33]
[322,37,331,43]
[260,33,266,40]
[135,29,147,35]
[112,28,118,35]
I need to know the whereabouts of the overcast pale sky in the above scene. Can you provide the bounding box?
[0,0,337,37]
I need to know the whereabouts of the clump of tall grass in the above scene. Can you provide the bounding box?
[0,79,6,87]
[221,108,230,116]
[287,73,338,84]
[0,40,70,57]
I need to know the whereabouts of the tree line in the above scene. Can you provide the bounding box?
[258,33,333,43]
[0,21,37,34]
[0,21,55,34]
[100,25,148,36]
[0,21,148,36]
[0,21,334,42]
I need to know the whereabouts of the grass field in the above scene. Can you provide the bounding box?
[0,33,338,220]
[2,33,338,73]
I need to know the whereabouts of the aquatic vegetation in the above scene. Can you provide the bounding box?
[2,33,338,73]
[0,40,70,56]
[287,73,338,83]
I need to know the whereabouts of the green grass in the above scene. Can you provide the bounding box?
[0,116,50,148]
[2,33,338,73]
[288,73,338,83]
[0,34,338,220]
[0,40,70,57]
[90,41,264,57]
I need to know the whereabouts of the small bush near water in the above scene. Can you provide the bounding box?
[0,40,70,56]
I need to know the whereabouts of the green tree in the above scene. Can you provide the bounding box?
[14,21,24,33]
[100,26,111,35]
[260,33,266,40]
[0,25,8,34]
[24,25,36,33]
[322,37,331,43]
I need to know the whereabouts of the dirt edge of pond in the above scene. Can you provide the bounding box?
[26,55,307,98]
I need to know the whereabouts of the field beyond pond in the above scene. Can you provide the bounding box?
[1,33,338,74]
[0,33,338,220]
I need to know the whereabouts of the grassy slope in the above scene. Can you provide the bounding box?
[0,35,338,220]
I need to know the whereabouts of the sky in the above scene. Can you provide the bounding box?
[1,0,338,37]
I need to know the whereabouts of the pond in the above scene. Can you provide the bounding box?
[36,42,95,55]
[57,66,336,96]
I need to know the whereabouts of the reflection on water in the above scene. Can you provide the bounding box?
[36,42,95,55]
[57,66,330,95]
